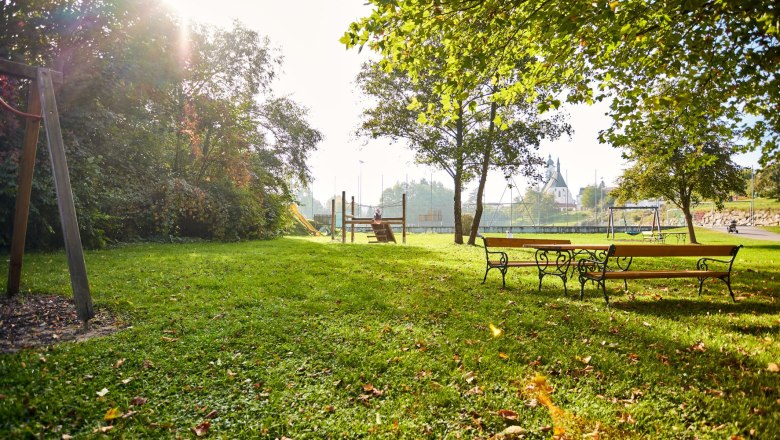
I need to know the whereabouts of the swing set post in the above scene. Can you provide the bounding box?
[1,60,93,325]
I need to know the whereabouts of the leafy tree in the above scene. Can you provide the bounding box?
[580,184,616,211]
[344,1,780,164]
[755,162,780,201]
[356,62,479,243]
[381,179,455,227]
[356,61,567,244]
[522,189,559,226]
[610,99,745,243]
[1,1,321,247]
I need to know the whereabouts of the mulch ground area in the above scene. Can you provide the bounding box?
[0,294,124,353]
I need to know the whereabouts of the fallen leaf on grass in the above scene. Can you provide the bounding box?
[96,388,109,397]
[690,341,706,352]
[104,407,121,421]
[618,412,636,424]
[489,323,504,337]
[161,336,178,343]
[497,409,519,421]
[466,386,483,395]
[768,362,779,372]
[92,426,114,433]
[113,358,125,369]
[204,410,219,419]
[463,371,477,384]
[499,352,509,360]
[130,396,147,406]
[489,425,527,439]
[192,421,210,437]
[121,410,136,419]
[577,355,592,365]
[121,377,133,385]
[362,383,384,396]
[627,353,639,364]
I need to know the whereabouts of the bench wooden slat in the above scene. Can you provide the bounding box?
[482,237,571,248]
[488,261,556,268]
[611,244,737,258]
[587,270,730,280]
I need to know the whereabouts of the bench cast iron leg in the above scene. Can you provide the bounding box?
[601,280,610,305]
[501,267,507,288]
[722,275,736,302]
[482,266,490,284]
[697,277,705,296]
[538,273,543,292]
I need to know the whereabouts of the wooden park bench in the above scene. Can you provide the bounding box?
[577,244,742,304]
[479,235,571,288]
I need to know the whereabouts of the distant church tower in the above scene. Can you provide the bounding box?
[541,156,575,209]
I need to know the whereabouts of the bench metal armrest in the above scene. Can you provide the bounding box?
[577,257,607,277]
[486,250,509,266]
[696,257,731,271]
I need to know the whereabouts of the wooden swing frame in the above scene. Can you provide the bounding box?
[1,59,94,325]
[607,205,661,240]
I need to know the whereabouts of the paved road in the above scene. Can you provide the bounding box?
[705,225,780,242]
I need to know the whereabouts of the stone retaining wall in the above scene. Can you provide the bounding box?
[698,209,780,226]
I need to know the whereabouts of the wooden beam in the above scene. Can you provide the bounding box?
[38,68,93,323]
[330,199,335,241]
[6,82,42,296]
[402,193,407,244]
[0,59,62,83]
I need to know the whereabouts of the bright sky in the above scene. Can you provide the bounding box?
[164,0,760,206]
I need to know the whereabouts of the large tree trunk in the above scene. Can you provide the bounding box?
[452,107,465,244]
[467,150,490,245]
[680,194,698,244]
[467,102,498,245]
[453,167,464,244]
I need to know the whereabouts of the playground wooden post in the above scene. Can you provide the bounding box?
[350,196,355,243]
[341,191,346,243]
[7,81,41,296]
[402,193,407,244]
[1,60,94,325]
[330,198,335,241]
[38,68,94,323]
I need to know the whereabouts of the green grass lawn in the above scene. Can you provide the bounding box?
[1,229,778,438]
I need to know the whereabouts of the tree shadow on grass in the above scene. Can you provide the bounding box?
[609,297,780,318]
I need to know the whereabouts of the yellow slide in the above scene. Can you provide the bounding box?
[289,203,320,236]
